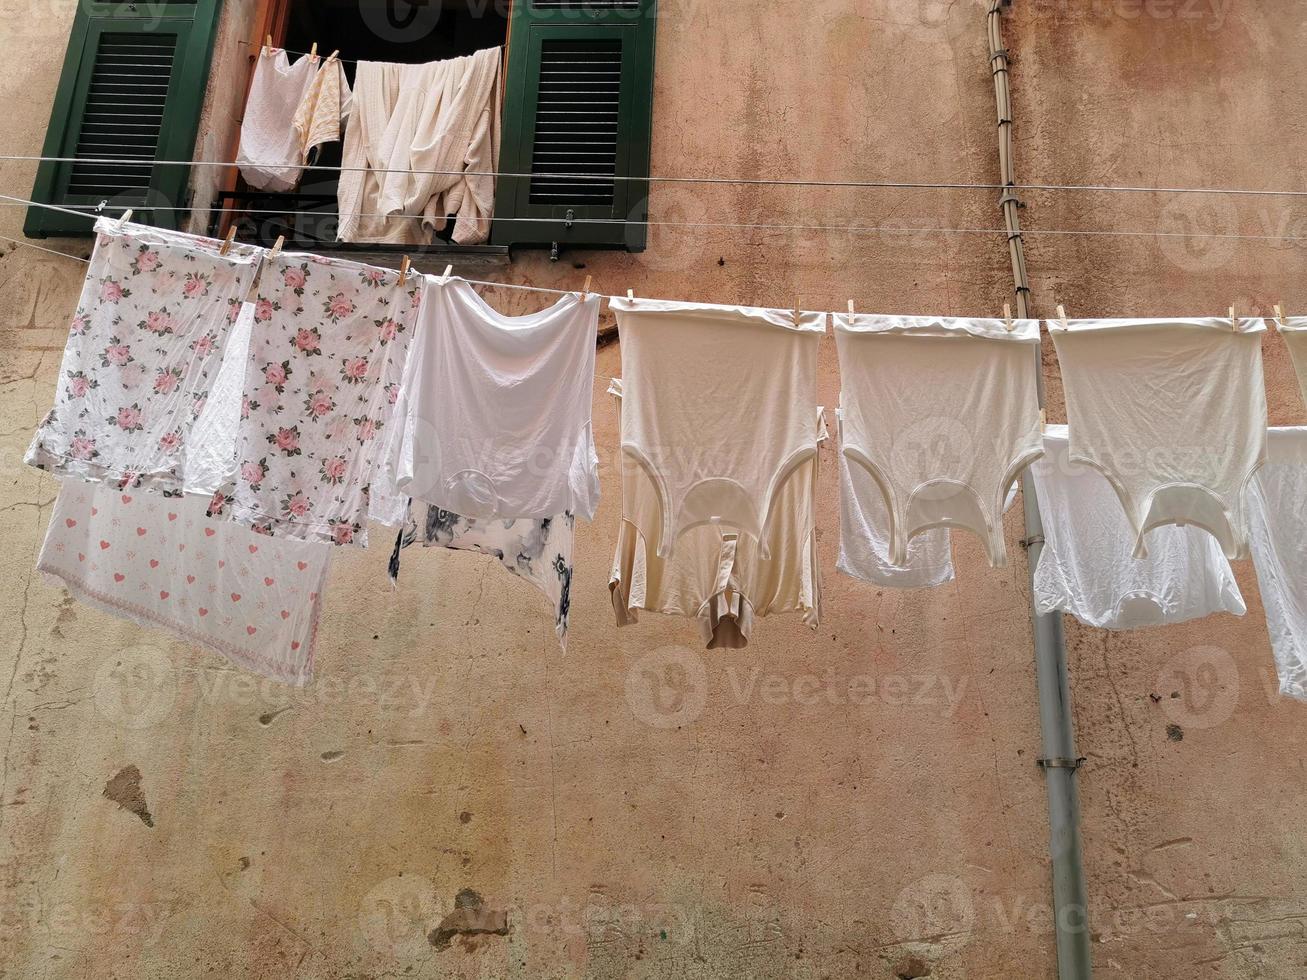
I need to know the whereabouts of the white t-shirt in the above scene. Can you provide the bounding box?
[386,277,600,521]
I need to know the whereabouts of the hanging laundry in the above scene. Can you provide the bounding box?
[237,47,321,192]
[212,251,420,547]
[834,314,1042,569]
[1278,317,1307,411]
[389,502,574,650]
[607,381,823,649]
[185,299,256,494]
[385,277,600,521]
[337,47,501,245]
[1030,426,1244,629]
[836,411,954,589]
[609,297,824,560]
[1246,427,1307,701]
[39,483,330,687]
[25,219,260,493]
[1050,317,1268,560]
[292,57,353,164]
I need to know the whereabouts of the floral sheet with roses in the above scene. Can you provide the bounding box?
[26,219,261,493]
[212,251,421,547]
[388,501,575,650]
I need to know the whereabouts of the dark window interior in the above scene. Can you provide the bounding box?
[224,0,508,250]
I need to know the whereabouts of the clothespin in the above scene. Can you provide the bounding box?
[847,300,855,317]
[116,209,133,231]
[1056,304,1068,330]
[1003,303,1013,332]
[398,255,411,286]
[269,235,284,260]
[310,42,318,59]
[1229,306,1238,333]
[1039,409,1047,434]
[441,264,453,285]
[327,50,340,63]
[1275,303,1287,327]
[265,34,273,51]
[627,289,635,301]
[792,297,801,327]
[582,275,592,298]
[219,226,236,257]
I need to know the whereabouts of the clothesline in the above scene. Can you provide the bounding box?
[4,196,1306,244]
[0,232,89,264]
[5,152,1307,199]
[0,198,591,299]
[21,215,1307,689]
[237,39,364,66]
[4,197,1300,318]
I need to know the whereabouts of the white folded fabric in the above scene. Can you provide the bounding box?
[1246,427,1307,700]
[237,48,320,192]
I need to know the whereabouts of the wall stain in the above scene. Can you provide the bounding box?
[103,764,153,828]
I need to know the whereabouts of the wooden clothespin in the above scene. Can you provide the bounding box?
[269,235,284,260]
[398,255,411,286]
[1274,303,1287,327]
[1229,306,1238,333]
[116,209,133,231]
[627,288,634,301]
[1039,408,1047,434]
[847,300,855,317]
[219,226,236,257]
[310,42,318,59]
[327,50,340,64]
[581,275,592,298]
[792,297,802,327]
[1056,304,1068,330]
[1003,303,1013,332]
[265,34,273,51]
[441,264,453,285]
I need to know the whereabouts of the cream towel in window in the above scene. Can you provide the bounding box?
[292,57,353,163]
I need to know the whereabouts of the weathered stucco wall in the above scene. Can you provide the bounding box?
[1007,3,1307,976]
[0,1,1302,978]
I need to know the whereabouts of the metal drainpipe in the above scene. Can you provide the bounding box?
[986,2,1094,976]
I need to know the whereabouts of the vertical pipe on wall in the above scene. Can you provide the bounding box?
[985,3,1094,977]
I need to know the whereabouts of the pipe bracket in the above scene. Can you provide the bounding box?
[1038,756,1086,770]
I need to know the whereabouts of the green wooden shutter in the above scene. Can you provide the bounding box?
[25,0,223,238]
[492,0,657,251]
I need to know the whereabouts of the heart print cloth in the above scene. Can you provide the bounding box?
[39,482,331,687]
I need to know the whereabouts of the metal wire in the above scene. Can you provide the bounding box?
[6,152,1307,198]
[0,232,90,264]
[3,197,1306,243]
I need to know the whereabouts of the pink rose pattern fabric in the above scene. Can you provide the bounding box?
[26,220,260,492]
[213,252,420,547]
[39,481,332,687]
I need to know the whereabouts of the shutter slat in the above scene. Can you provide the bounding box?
[528,38,623,208]
[66,29,177,199]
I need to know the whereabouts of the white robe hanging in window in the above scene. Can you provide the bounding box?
[336,46,502,245]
